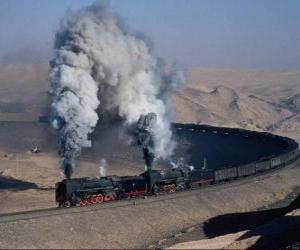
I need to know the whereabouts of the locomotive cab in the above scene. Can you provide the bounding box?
[118,176,147,197]
[55,181,67,207]
[140,170,163,194]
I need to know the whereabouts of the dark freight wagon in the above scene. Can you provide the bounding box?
[214,167,237,182]
[238,163,256,177]
[255,160,271,172]
[271,157,281,168]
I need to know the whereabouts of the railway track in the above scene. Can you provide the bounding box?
[0,157,299,224]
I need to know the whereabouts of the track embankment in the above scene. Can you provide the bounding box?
[0,159,299,249]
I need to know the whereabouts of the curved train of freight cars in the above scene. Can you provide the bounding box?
[55,126,300,208]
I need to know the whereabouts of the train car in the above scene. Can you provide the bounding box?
[214,167,237,182]
[237,163,256,177]
[190,168,214,186]
[271,156,282,168]
[287,151,295,163]
[279,149,299,166]
[55,176,119,207]
[280,152,290,164]
[255,160,271,172]
[291,148,300,161]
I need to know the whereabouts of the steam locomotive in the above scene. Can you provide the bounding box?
[55,148,299,207]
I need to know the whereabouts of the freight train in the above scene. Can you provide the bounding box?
[55,147,299,207]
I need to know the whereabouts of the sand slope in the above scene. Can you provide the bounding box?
[174,68,300,142]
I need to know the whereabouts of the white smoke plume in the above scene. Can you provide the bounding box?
[170,161,178,169]
[49,1,185,178]
[98,158,107,177]
[170,157,186,169]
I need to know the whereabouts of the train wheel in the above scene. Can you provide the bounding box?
[91,195,98,204]
[96,194,103,203]
[104,194,114,201]
[64,201,71,207]
[90,196,95,204]
[110,192,116,201]
[86,197,93,205]
[170,184,176,193]
[166,185,172,193]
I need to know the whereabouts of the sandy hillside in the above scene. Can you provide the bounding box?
[174,68,300,142]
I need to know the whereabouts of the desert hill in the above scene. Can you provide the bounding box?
[174,68,300,142]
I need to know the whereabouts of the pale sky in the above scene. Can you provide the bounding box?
[0,0,299,69]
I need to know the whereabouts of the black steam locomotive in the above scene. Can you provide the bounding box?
[55,166,214,207]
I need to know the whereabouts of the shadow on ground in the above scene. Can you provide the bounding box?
[203,194,300,249]
[0,175,51,191]
[247,216,300,250]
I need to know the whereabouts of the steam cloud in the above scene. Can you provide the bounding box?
[49,1,185,178]
[98,158,107,177]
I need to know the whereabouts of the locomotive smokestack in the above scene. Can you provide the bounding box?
[64,163,73,179]
[143,148,155,170]
[136,113,156,170]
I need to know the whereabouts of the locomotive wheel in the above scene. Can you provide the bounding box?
[79,200,87,206]
[96,194,104,203]
[109,193,116,201]
[170,184,176,193]
[104,194,114,201]
[86,197,92,205]
[91,195,98,204]
[64,201,71,207]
